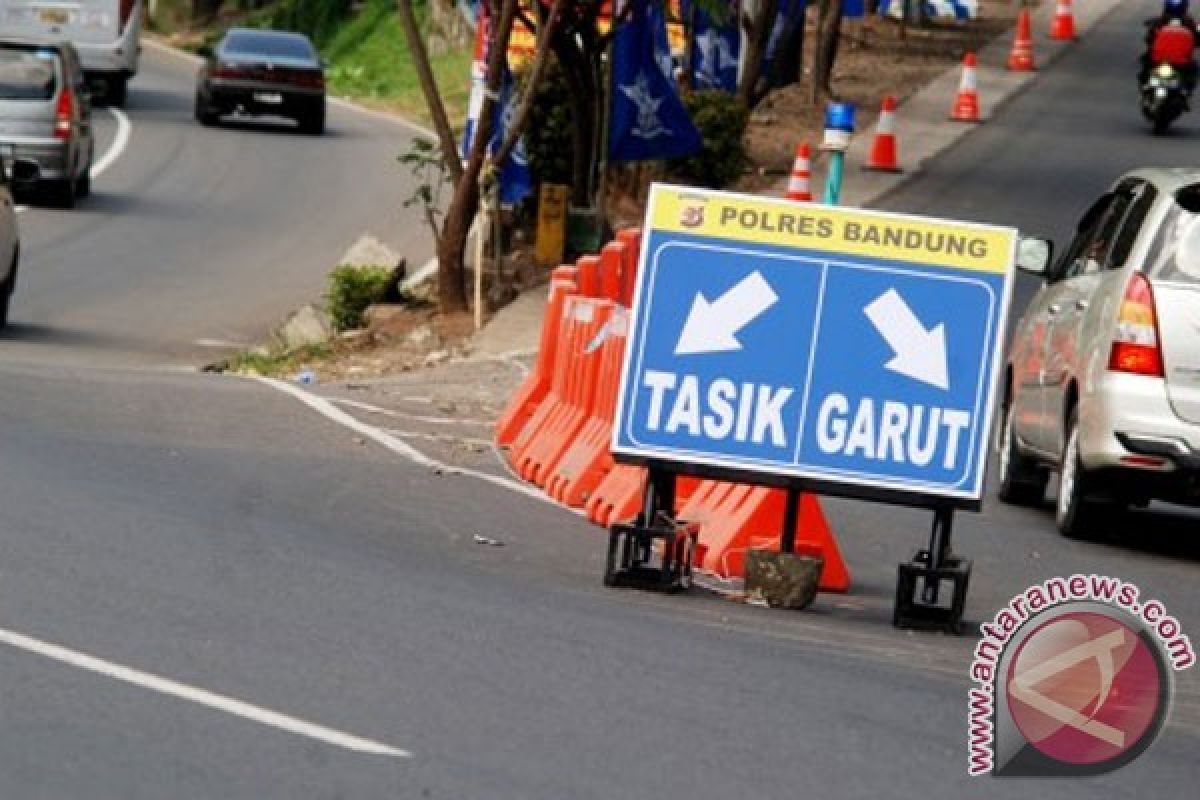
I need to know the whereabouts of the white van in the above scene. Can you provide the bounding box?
[0,0,140,106]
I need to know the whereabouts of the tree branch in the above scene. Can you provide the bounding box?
[395,0,463,184]
[494,0,567,167]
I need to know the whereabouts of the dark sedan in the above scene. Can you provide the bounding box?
[194,28,325,134]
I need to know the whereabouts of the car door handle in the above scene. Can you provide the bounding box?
[1048,303,1062,315]
[1075,299,1090,311]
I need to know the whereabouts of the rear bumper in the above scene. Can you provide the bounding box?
[0,139,69,181]
[204,82,324,118]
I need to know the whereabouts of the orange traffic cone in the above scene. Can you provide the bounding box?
[1050,0,1076,41]
[1007,9,1036,71]
[786,143,813,202]
[864,95,902,172]
[950,52,981,122]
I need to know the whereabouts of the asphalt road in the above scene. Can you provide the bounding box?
[5,45,428,369]
[0,5,1198,798]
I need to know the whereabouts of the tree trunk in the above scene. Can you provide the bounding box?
[810,0,844,104]
[738,0,779,108]
[434,0,520,312]
[554,39,598,208]
[396,0,463,184]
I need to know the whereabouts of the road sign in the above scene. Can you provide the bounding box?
[612,184,1018,507]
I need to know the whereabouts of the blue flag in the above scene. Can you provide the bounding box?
[686,0,740,92]
[491,65,533,206]
[609,0,702,162]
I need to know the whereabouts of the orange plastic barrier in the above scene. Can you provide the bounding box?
[513,297,608,485]
[598,240,625,302]
[576,254,602,298]
[496,226,852,598]
[545,306,627,506]
[680,482,850,592]
[585,464,646,527]
[494,267,579,447]
[615,228,642,306]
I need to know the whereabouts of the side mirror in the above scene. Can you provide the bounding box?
[10,159,39,183]
[1016,236,1053,276]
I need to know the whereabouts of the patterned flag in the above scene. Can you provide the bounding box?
[686,0,740,92]
[492,65,533,206]
[763,0,808,88]
[609,0,702,161]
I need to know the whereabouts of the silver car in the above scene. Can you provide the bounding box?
[0,155,21,327]
[0,36,94,208]
[999,168,1200,537]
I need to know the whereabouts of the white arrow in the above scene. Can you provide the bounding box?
[674,271,779,355]
[864,289,950,390]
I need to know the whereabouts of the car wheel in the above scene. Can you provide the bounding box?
[1056,410,1101,539]
[195,94,218,127]
[49,178,75,210]
[996,403,1047,506]
[107,76,127,108]
[0,257,15,328]
[300,106,325,135]
[76,160,91,198]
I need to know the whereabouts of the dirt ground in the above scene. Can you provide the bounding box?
[738,1,1020,191]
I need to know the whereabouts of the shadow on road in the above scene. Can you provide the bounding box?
[0,322,145,352]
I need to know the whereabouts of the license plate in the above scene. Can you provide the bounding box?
[38,7,69,25]
[254,92,283,105]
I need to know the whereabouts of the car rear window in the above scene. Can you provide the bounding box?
[221,31,317,63]
[0,47,57,101]
[1145,186,1200,284]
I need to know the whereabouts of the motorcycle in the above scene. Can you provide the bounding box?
[1141,62,1190,134]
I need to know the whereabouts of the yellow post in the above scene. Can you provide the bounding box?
[535,184,570,268]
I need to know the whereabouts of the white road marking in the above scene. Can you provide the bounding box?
[0,626,410,758]
[256,377,583,513]
[15,107,131,214]
[331,396,491,427]
[194,337,246,348]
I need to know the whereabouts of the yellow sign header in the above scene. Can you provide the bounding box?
[648,185,1016,275]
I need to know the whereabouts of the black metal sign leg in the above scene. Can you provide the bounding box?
[894,507,973,634]
[603,466,697,593]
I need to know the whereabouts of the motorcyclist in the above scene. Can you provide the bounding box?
[1141,0,1200,94]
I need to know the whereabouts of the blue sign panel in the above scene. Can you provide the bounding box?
[612,185,1017,504]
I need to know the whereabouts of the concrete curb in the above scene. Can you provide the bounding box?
[770,0,1128,209]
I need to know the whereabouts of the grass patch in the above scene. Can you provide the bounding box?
[222,343,333,377]
[323,2,472,126]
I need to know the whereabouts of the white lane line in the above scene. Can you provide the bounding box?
[194,337,246,349]
[255,377,582,513]
[91,107,132,178]
[331,396,491,427]
[0,626,410,758]
[14,107,131,214]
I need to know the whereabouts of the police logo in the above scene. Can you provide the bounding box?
[680,206,704,228]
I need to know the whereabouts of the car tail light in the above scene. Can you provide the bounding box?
[119,0,135,32]
[1108,272,1164,377]
[54,87,73,140]
[212,63,242,79]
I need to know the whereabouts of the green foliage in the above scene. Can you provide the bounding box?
[525,59,574,187]
[225,343,332,376]
[668,91,748,189]
[326,264,395,331]
[399,138,449,238]
[264,0,353,48]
